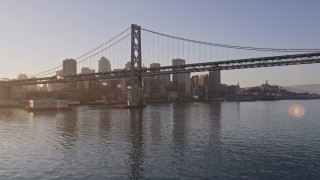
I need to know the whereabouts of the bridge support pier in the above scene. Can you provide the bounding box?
[128,24,145,108]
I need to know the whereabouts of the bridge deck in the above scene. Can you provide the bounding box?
[2,52,320,86]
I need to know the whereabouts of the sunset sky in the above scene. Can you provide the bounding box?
[0,0,319,87]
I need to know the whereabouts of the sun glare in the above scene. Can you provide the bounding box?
[288,104,305,118]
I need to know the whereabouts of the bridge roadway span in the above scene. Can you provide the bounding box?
[3,52,320,86]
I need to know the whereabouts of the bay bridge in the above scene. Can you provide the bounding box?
[1,24,320,106]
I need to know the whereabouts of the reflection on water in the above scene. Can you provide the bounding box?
[0,100,320,179]
[97,107,111,134]
[172,103,187,153]
[128,109,144,179]
[55,111,78,150]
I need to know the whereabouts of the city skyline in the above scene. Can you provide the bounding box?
[1,0,320,87]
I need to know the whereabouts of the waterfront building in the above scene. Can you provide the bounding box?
[98,57,111,72]
[49,70,64,91]
[77,67,95,90]
[17,73,37,93]
[150,63,170,90]
[160,74,171,89]
[192,74,208,99]
[220,84,227,97]
[149,63,170,99]
[11,87,27,100]
[191,75,198,94]
[208,70,221,98]
[226,83,241,96]
[172,58,191,97]
[153,63,171,90]
[143,63,159,100]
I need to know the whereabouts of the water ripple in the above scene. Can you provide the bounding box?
[0,101,319,179]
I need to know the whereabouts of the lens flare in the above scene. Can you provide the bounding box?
[288,104,305,118]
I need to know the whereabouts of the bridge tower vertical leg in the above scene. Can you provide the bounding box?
[128,24,145,107]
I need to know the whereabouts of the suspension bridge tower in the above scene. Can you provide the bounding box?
[128,24,145,107]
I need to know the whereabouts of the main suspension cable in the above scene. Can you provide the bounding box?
[142,28,320,53]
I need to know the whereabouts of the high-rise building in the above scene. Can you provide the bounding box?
[50,70,64,91]
[226,83,241,96]
[191,75,199,95]
[17,74,28,80]
[172,58,191,96]
[208,70,221,98]
[56,70,63,76]
[98,57,111,72]
[150,63,170,90]
[150,63,160,68]
[63,59,77,90]
[146,63,162,99]
[63,59,77,76]
[125,61,131,69]
[220,84,227,97]
[81,67,95,74]
[160,74,171,89]
[191,74,208,99]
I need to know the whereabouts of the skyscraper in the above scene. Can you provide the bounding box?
[150,63,160,68]
[98,57,111,72]
[81,67,95,74]
[208,70,221,98]
[51,70,64,91]
[63,59,77,76]
[191,74,208,99]
[150,63,170,90]
[172,58,191,96]
[125,61,131,70]
[63,59,77,90]
[17,74,28,80]
[56,70,63,77]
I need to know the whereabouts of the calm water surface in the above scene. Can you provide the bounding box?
[0,100,320,179]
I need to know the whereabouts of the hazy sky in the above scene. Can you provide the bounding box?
[0,0,319,86]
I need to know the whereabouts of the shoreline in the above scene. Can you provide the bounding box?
[0,98,319,110]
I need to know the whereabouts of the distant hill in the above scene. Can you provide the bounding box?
[284,84,320,94]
